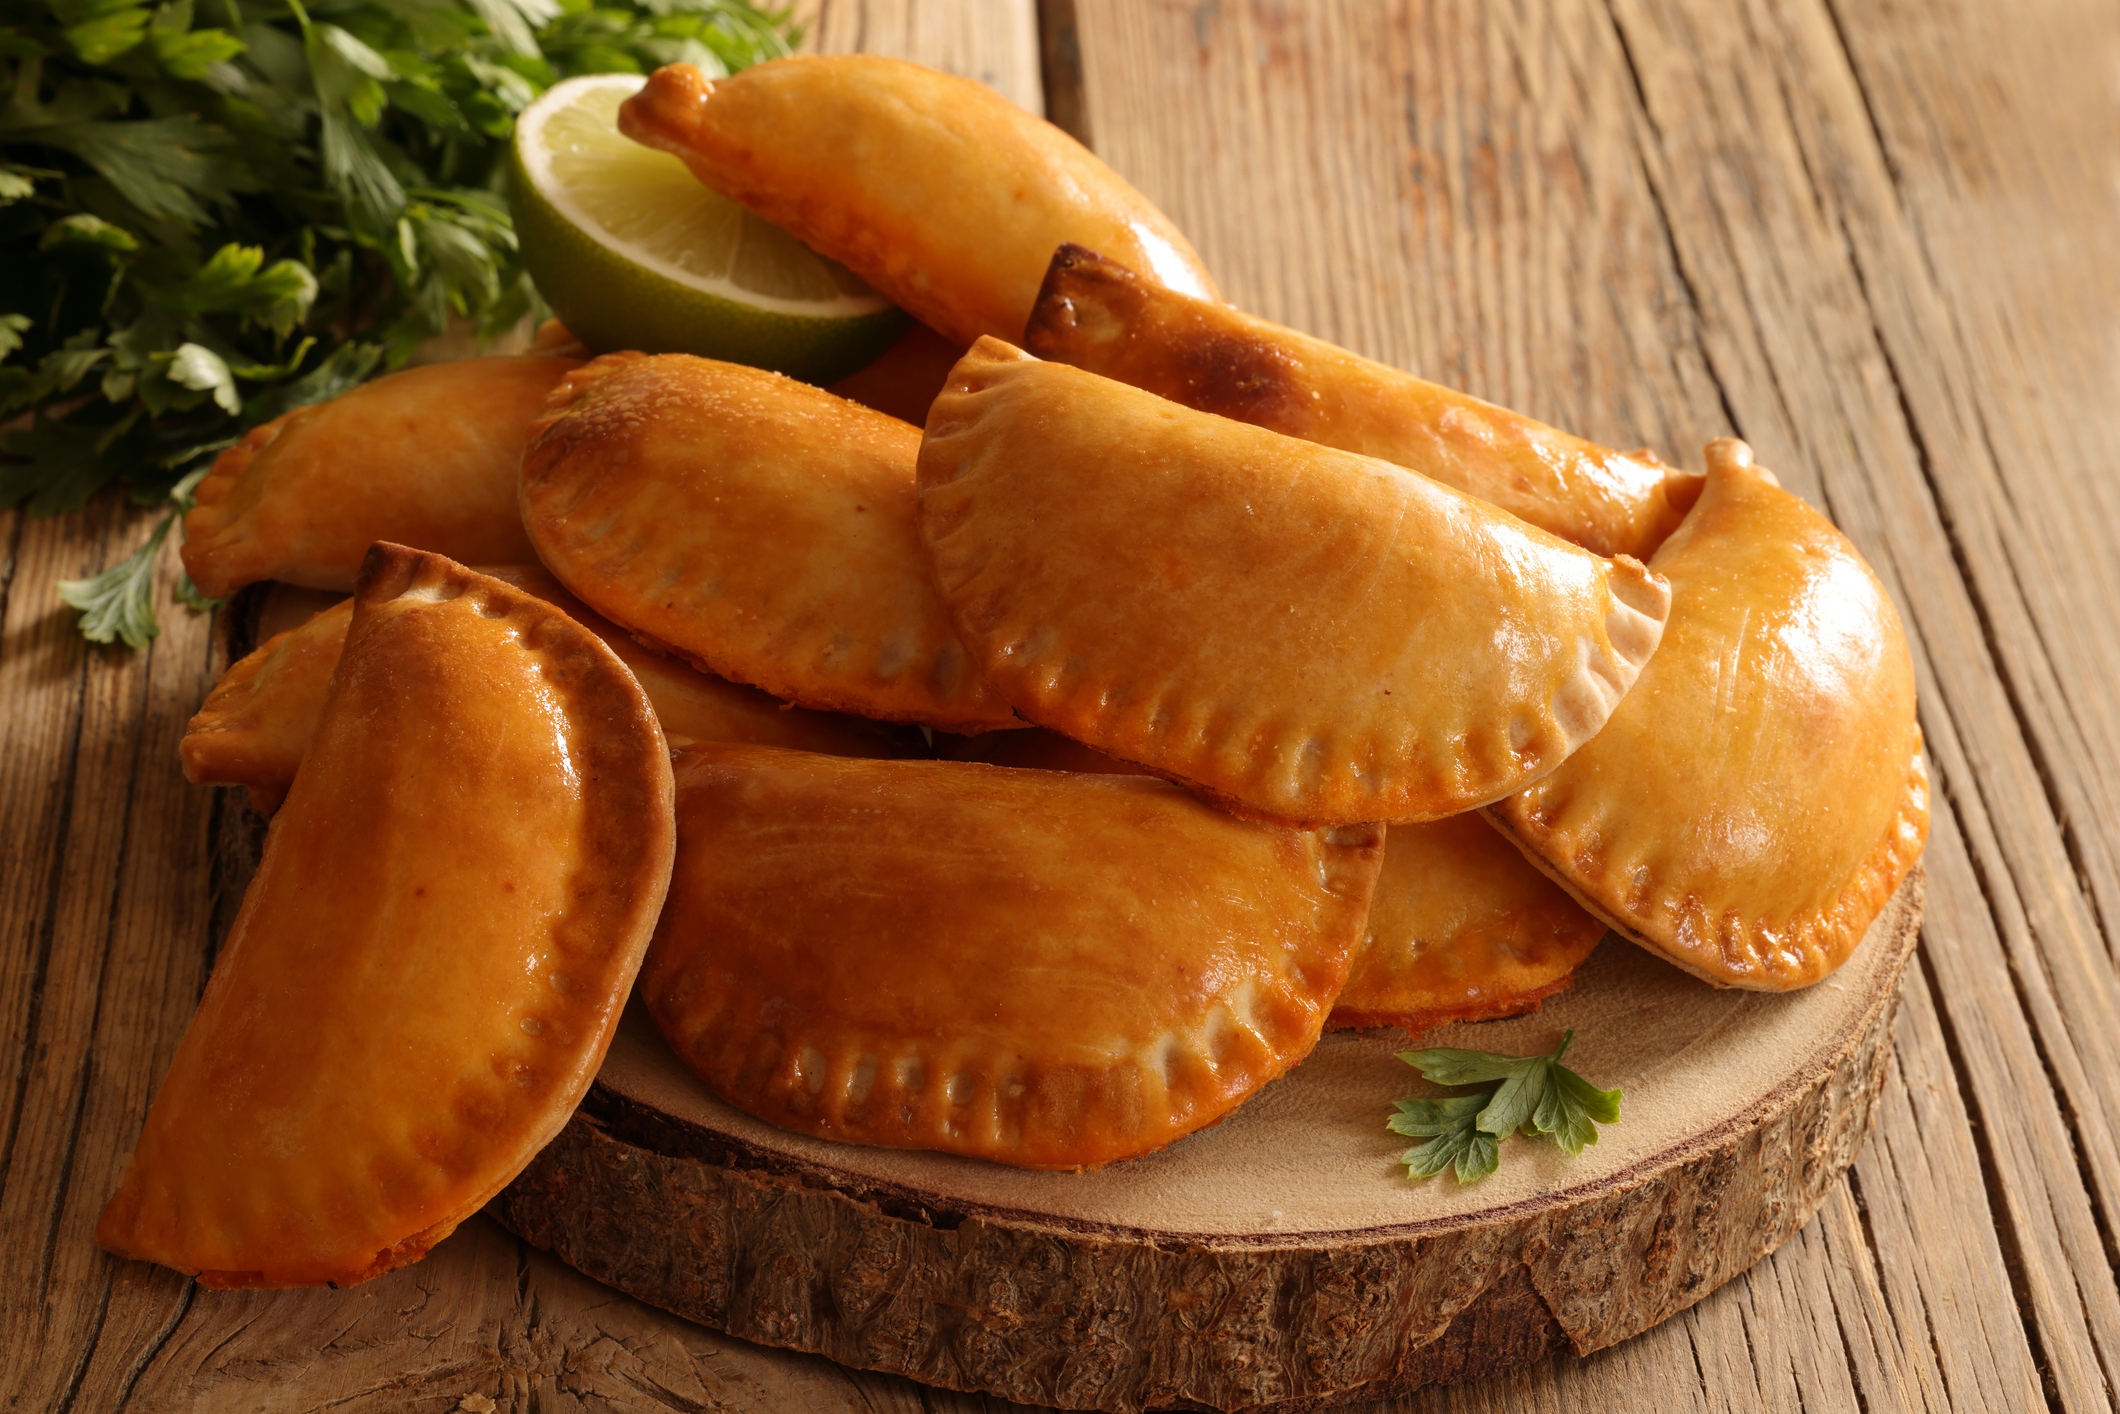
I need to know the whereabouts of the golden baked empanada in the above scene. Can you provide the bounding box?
[641,744,1384,1170]
[1330,815,1605,1032]
[617,58,1218,349]
[98,546,675,1286]
[918,339,1673,826]
[181,564,908,812]
[948,729,1604,1032]
[522,352,1020,732]
[181,354,580,599]
[1024,245,1699,561]
[1488,440,1929,990]
[181,596,346,815]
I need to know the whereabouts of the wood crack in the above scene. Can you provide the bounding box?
[50,1276,115,1414]
[1987,531,2118,967]
[0,620,94,1192]
[1847,1158,1950,1409]
[1824,1257,1878,1414]
[1908,931,2063,1414]
[1595,0,1751,446]
[1815,0,1906,205]
[109,1280,195,1412]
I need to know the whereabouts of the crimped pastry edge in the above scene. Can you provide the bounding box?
[643,748,1386,1170]
[1482,743,1931,992]
[521,352,1022,732]
[917,338,1676,827]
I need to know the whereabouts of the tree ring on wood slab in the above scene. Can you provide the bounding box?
[491,867,1923,1413]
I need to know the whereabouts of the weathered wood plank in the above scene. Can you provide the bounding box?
[0,502,220,1412]
[800,0,1043,111]
[1594,1,2120,1403]
[1067,1,2075,1410]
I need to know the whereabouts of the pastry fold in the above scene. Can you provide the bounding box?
[617,58,1218,348]
[98,546,675,1286]
[522,352,1020,732]
[181,355,578,599]
[917,339,1673,826]
[641,745,1384,1170]
[1331,816,1605,1032]
[1024,245,1700,561]
[1488,440,1929,990]
[181,564,909,813]
[947,728,1605,1032]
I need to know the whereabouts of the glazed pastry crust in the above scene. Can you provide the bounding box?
[917,339,1673,827]
[617,58,1218,348]
[180,565,910,812]
[641,745,1385,1170]
[180,355,579,599]
[1024,245,1701,562]
[949,729,1604,1033]
[179,598,347,815]
[522,353,1021,732]
[1329,815,1605,1032]
[97,546,675,1286]
[1488,440,1930,990]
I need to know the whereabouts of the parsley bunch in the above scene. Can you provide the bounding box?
[1388,1031,1622,1183]
[2,0,797,645]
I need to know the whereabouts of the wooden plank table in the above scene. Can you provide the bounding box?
[5,0,2115,1408]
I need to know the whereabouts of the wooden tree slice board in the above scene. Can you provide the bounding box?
[491,865,1923,1413]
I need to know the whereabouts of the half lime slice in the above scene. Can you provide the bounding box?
[511,73,907,383]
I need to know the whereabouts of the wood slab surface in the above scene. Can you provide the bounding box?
[489,874,1922,1411]
[5,1,2116,1411]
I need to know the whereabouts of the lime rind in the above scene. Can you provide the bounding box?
[511,73,907,382]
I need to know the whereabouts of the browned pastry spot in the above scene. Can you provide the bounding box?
[1024,244,1702,561]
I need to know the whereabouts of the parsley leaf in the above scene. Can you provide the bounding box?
[57,504,177,648]
[3,0,801,645]
[1388,1093,1499,1182]
[1390,1031,1622,1182]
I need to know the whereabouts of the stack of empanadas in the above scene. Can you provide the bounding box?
[110,53,1927,1286]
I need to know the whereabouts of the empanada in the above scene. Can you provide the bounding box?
[948,729,1604,1032]
[181,354,580,599]
[1331,814,1605,1032]
[98,546,675,1286]
[1487,440,1929,990]
[640,744,1385,1170]
[522,352,1020,732]
[181,564,908,813]
[1024,245,1699,561]
[617,58,1218,349]
[917,339,1673,826]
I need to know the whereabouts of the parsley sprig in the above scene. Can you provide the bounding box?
[1388,1030,1622,1183]
[3,0,798,645]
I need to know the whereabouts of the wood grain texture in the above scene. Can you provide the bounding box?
[4,0,2115,1410]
